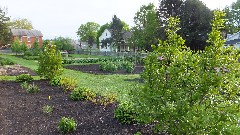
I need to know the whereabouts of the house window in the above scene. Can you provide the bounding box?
[27,37,31,42]
[18,36,22,42]
[36,37,39,42]
[106,33,107,36]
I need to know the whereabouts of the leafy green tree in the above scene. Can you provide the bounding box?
[224,0,240,34]
[53,37,74,52]
[32,41,41,55]
[9,18,33,30]
[11,38,21,55]
[131,10,240,134]
[178,0,213,50]
[0,8,12,47]
[77,22,100,48]
[21,42,28,54]
[109,15,124,50]
[131,3,159,51]
[37,44,63,80]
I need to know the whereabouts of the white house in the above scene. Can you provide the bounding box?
[225,32,240,49]
[99,29,112,52]
[99,29,133,52]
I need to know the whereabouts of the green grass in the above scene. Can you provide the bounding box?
[0,54,142,102]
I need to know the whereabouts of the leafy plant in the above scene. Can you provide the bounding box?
[131,11,240,134]
[16,74,33,82]
[37,44,63,80]
[114,101,136,124]
[60,77,77,92]
[0,57,14,66]
[42,105,54,114]
[70,87,96,101]
[20,81,28,89]
[99,60,118,72]
[49,76,62,86]
[26,82,39,93]
[58,117,77,134]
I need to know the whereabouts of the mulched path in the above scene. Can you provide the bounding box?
[64,64,144,75]
[0,65,37,76]
[0,80,155,135]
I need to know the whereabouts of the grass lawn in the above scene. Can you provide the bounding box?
[0,54,142,102]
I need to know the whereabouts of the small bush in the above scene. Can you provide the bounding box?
[58,117,77,134]
[0,57,14,66]
[26,83,40,93]
[42,105,54,114]
[99,61,118,72]
[60,77,77,92]
[49,76,62,86]
[70,87,96,101]
[114,101,136,124]
[122,61,134,73]
[20,81,28,89]
[16,74,33,82]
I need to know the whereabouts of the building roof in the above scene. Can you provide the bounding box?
[11,29,43,37]
[225,39,240,45]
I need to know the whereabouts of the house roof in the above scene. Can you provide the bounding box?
[226,31,240,41]
[225,39,240,45]
[11,29,43,37]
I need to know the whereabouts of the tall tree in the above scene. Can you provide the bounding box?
[224,0,240,34]
[9,18,33,30]
[178,0,213,50]
[131,3,159,51]
[109,15,124,50]
[53,37,74,52]
[0,8,12,47]
[76,22,100,48]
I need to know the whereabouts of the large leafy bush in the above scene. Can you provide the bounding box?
[37,44,63,80]
[131,11,240,134]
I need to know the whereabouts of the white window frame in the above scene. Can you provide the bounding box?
[36,37,39,42]
[27,37,31,42]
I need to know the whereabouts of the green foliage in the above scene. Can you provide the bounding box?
[99,61,118,72]
[37,44,63,80]
[32,41,41,55]
[58,117,77,134]
[114,101,136,124]
[21,42,28,54]
[77,22,100,47]
[53,37,74,52]
[224,0,240,33]
[0,8,12,47]
[42,105,54,114]
[60,77,77,92]
[100,60,134,73]
[131,3,159,51]
[70,87,95,101]
[11,38,22,55]
[21,82,39,93]
[49,76,62,86]
[0,57,14,66]
[9,18,33,30]
[132,11,240,134]
[16,74,33,82]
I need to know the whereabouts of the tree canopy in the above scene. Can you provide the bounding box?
[9,18,33,30]
[76,22,100,47]
[53,37,74,52]
[0,8,12,47]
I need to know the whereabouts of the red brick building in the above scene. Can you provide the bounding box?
[11,29,43,48]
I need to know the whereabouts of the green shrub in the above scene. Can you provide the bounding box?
[16,74,33,82]
[60,77,77,92]
[114,101,136,124]
[21,82,39,93]
[58,117,77,134]
[0,57,14,66]
[131,11,240,134]
[42,105,54,114]
[37,44,63,80]
[70,87,96,101]
[99,61,118,72]
[49,76,62,86]
[122,61,134,73]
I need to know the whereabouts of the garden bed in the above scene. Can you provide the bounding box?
[0,64,37,76]
[0,80,154,135]
[64,64,144,75]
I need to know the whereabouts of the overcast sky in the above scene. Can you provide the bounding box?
[0,0,237,39]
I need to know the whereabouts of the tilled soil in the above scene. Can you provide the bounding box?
[64,64,144,75]
[0,80,154,135]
